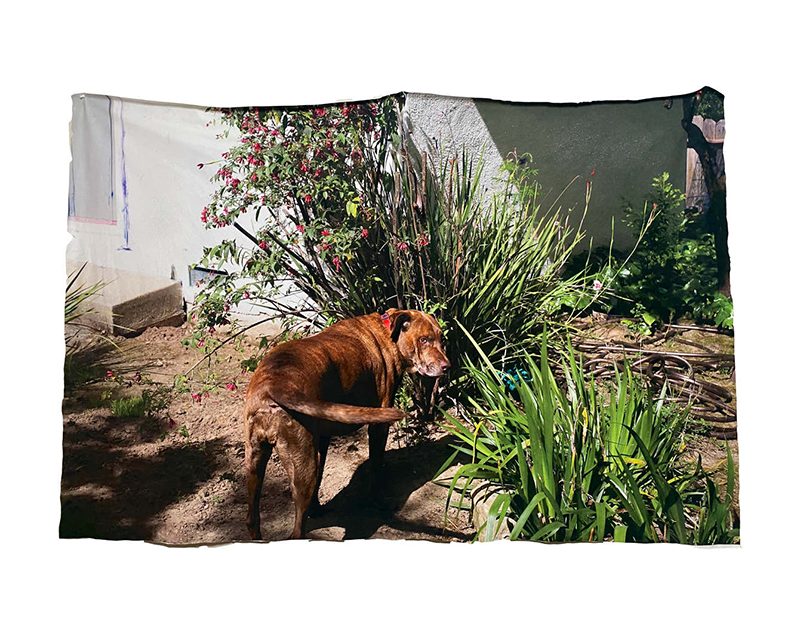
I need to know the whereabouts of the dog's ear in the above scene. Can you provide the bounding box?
[387,309,412,343]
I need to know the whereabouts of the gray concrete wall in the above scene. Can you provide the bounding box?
[475,97,687,250]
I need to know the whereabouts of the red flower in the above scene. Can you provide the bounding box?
[242,291,250,300]
[332,255,341,272]
[418,234,429,247]
[191,393,202,403]
[313,168,323,178]
[341,104,351,117]
[296,224,305,233]
[321,243,331,251]
[229,178,240,189]
[590,167,597,177]
[300,162,309,173]
[105,370,115,379]
[313,107,327,117]
[225,382,237,391]
[321,229,331,237]
[270,129,279,137]
[397,241,409,252]
[258,240,267,250]
[252,142,261,152]
[361,227,369,238]
[200,207,208,223]
[304,194,313,204]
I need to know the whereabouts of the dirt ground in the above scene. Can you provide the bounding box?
[61,324,475,544]
[61,318,738,544]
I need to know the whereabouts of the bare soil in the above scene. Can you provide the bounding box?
[60,325,474,544]
[61,318,738,544]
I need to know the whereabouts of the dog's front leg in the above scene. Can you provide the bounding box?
[367,423,390,502]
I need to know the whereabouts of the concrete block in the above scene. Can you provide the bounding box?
[68,261,185,335]
[471,481,511,541]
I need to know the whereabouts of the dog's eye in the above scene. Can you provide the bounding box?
[419,337,429,345]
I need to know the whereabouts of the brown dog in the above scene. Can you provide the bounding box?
[244,308,450,540]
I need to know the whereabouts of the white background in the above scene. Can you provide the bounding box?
[1,1,798,631]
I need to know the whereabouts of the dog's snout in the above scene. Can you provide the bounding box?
[440,358,451,372]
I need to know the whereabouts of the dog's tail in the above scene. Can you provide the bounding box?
[282,399,406,424]
[263,386,405,424]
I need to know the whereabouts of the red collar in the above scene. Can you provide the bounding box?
[381,312,391,331]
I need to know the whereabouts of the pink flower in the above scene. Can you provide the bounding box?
[361,227,369,238]
[418,234,429,247]
[229,178,240,189]
[242,291,250,300]
[250,172,258,182]
[200,207,208,223]
[300,162,309,173]
[590,167,597,177]
[191,392,202,403]
[321,242,331,251]
[270,129,279,137]
[313,168,323,178]
[593,280,603,291]
[197,338,205,347]
[296,224,305,233]
[332,255,341,272]
[304,194,313,204]
[397,241,408,252]
[225,382,237,391]
[258,240,267,250]
[252,142,261,152]
[105,370,115,379]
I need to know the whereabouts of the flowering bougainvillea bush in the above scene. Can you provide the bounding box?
[192,94,596,412]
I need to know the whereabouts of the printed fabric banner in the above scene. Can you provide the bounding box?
[62,90,738,544]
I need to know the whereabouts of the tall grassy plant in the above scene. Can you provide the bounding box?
[439,326,738,543]
[195,114,594,408]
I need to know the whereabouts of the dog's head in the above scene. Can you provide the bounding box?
[384,309,451,377]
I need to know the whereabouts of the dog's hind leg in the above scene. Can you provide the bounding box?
[244,435,273,540]
[274,422,318,539]
[308,435,330,517]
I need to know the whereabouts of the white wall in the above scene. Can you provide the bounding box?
[66,95,249,303]
[404,93,505,198]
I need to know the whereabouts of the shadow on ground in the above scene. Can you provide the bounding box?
[302,436,468,541]
[60,416,226,540]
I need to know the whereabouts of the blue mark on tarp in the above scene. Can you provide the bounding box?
[118,98,131,251]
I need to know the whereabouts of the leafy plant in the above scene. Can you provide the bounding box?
[438,326,738,544]
[578,172,731,330]
[109,385,172,419]
[193,94,595,410]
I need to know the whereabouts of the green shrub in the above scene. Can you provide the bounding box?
[438,327,738,544]
[109,387,172,419]
[193,94,594,406]
[611,173,729,328]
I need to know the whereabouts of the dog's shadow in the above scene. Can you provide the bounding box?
[306,435,469,541]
